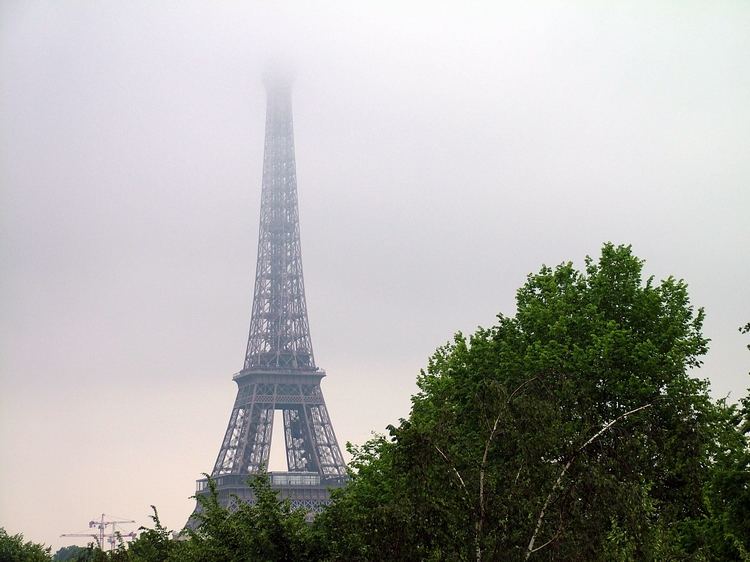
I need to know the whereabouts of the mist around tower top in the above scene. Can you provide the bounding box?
[262,61,296,93]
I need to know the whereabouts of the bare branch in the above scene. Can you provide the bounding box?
[525,403,653,559]
[434,444,469,498]
[530,508,565,553]
[530,532,557,554]
[476,410,504,562]
[575,403,652,455]
[507,375,540,404]
[473,374,540,561]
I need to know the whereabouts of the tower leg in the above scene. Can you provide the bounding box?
[245,407,274,472]
[283,408,314,471]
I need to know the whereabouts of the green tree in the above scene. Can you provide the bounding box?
[52,545,87,561]
[179,472,316,562]
[320,244,742,561]
[124,507,181,562]
[313,435,432,561]
[682,323,750,559]
[52,545,92,561]
[0,528,52,562]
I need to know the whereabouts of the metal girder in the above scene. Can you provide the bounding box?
[244,83,315,371]
[211,379,347,479]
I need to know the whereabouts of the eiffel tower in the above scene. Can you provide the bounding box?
[193,72,347,515]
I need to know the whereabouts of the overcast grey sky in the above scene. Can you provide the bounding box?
[1,0,749,550]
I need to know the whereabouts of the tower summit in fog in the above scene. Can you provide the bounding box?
[193,72,347,515]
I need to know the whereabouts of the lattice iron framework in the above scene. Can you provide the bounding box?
[244,77,315,372]
[192,74,347,518]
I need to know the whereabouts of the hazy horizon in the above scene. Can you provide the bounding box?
[1,1,749,551]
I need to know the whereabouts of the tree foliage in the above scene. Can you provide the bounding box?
[318,244,749,561]
[0,528,52,562]
[52,545,99,562]
[178,473,317,561]
[45,473,318,562]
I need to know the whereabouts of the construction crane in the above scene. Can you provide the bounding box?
[61,513,137,551]
[60,530,137,551]
[89,514,136,549]
[59,532,99,545]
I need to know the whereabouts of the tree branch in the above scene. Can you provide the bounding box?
[476,411,503,562]
[525,403,653,559]
[439,374,544,562]
[507,375,540,404]
[434,444,469,499]
[474,375,540,561]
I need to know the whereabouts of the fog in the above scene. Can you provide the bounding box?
[1,1,748,550]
